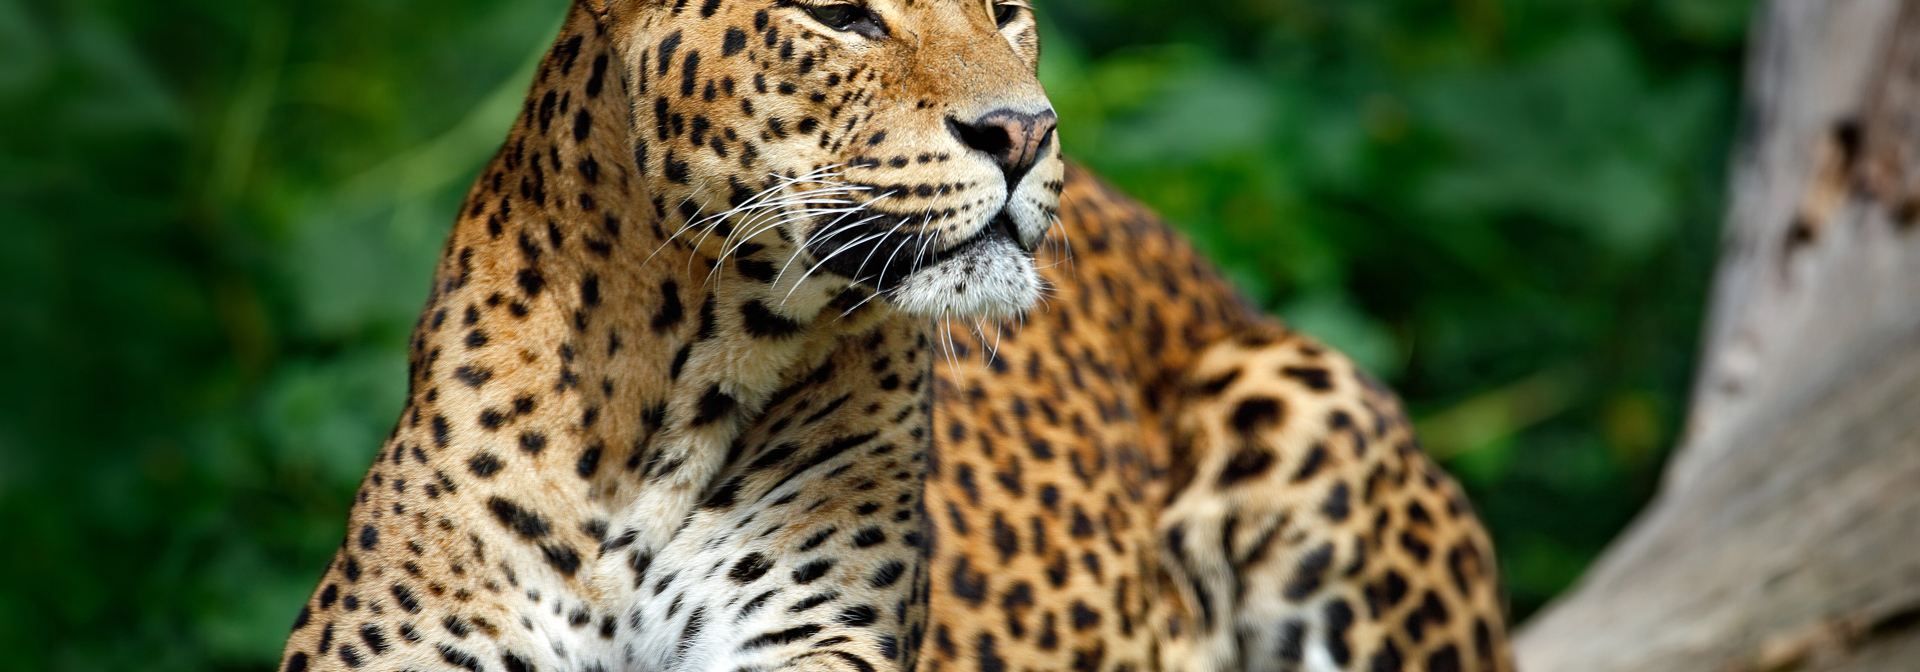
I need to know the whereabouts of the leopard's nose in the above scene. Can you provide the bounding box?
[948,108,1057,190]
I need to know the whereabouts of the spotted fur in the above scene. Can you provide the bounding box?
[279,1,1511,671]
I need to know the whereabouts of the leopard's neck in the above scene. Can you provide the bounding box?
[400,3,927,567]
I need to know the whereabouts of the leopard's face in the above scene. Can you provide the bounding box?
[609,0,1060,320]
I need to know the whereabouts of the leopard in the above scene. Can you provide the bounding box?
[277,0,1514,671]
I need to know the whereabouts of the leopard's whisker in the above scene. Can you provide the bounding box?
[770,203,870,289]
[784,214,891,302]
[849,212,918,283]
[769,191,896,290]
[709,197,866,284]
[641,191,711,267]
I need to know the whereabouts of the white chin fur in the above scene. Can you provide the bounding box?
[885,236,1040,320]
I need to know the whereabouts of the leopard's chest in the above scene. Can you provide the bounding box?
[580,334,939,671]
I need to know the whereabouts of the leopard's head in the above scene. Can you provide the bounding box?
[601,0,1060,320]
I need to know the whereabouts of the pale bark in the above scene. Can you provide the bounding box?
[1513,1,1920,670]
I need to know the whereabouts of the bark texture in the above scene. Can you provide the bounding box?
[1513,1,1920,670]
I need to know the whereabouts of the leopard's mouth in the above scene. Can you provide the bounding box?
[805,208,1028,292]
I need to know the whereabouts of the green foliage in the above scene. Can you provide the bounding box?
[0,0,1750,669]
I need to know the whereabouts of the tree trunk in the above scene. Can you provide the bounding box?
[1513,1,1920,670]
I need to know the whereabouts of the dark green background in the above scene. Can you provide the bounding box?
[0,0,1752,669]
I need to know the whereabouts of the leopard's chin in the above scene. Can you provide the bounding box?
[883,234,1040,321]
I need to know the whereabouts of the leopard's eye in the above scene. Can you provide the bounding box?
[806,3,864,30]
[992,2,1020,26]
